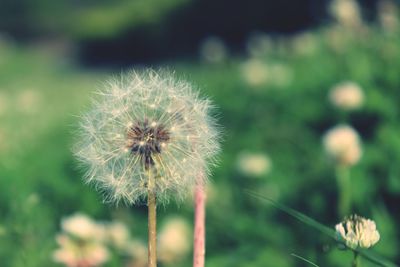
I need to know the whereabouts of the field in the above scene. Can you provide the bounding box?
[0,6,400,266]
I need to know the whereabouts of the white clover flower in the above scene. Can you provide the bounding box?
[61,213,106,241]
[125,240,147,267]
[106,221,130,249]
[199,36,227,63]
[378,0,399,33]
[330,0,363,28]
[53,234,110,267]
[75,69,220,205]
[236,152,272,177]
[240,59,292,88]
[158,217,191,264]
[323,125,362,167]
[335,215,380,249]
[246,32,273,57]
[240,59,269,87]
[329,82,364,110]
[290,32,318,56]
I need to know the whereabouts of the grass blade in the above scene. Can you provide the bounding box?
[291,253,320,267]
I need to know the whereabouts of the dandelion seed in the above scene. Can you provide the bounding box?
[335,214,380,249]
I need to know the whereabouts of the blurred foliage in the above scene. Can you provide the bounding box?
[1,3,400,267]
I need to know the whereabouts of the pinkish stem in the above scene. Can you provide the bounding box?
[193,183,206,267]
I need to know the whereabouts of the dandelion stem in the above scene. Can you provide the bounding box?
[193,180,206,267]
[336,166,351,218]
[352,251,360,267]
[148,170,157,267]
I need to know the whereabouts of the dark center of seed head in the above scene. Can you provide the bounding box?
[126,120,170,169]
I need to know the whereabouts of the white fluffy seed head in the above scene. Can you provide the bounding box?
[74,69,220,205]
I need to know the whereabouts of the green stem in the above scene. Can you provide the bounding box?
[352,252,360,267]
[336,166,351,218]
[147,170,157,267]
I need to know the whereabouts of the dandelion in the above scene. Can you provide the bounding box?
[335,215,380,266]
[74,69,220,267]
[236,152,272,177]
[329,82,364,111]
[158,217,191,264]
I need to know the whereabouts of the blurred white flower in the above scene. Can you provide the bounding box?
[246,32,273,57]
[323,125,362,167]
[158,217,191,264]
[61,213,106,241]
[240,59,269,87]
[240,59,292,88]
[330,0,363,28]
[199,37,227,63]
[53,234,110,267]
[106,221,130,249]
[335,214,380,249]
[74,69,220,204]
[236,152,272,177]
[329,82,364,110]
[125,240,147,267]
[290,32,318,56]
[16,89,41,114]
[378,0,399,33]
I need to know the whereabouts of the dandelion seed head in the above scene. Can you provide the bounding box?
[75,69,220,205]
[335,214,380,249]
